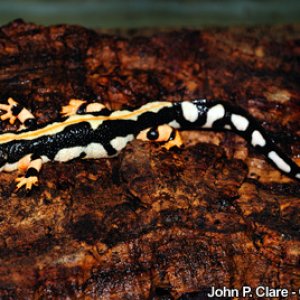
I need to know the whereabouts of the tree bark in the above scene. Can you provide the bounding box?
[0,20,299,299]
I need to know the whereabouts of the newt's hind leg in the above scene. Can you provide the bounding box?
[61,99,110,117]
[0,98,37,129]
[137,125,183,150]
[15,155,43,191]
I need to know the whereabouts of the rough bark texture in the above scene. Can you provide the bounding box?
[0,20,299,299]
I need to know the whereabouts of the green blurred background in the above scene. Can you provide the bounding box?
[0,0,300,28]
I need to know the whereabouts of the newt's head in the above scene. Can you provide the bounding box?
[137,125,183,150]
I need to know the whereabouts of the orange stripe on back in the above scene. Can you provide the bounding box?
[0,102,171,143]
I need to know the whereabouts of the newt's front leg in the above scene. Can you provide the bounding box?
[61,99,110,116]
[0,97,37,129]
[16,155,43,191]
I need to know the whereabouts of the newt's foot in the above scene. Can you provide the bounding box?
[61,99,86,117]
[0,98,18,124]
[163,130,183,150]
[15,176,38,191]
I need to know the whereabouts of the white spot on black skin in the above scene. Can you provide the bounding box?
[202,104,226,128]
[224,124,232,130]
[84,143,107,159]
[88,119,103,130]
[55,143,109,162]
[296,174,300,179]
[41,156,50,163]
[251,130,266,147]
[54,146,84,162]
[268,151,291,173]
[110,135,134,152]
[231,114,249,131]
[181,102,199,123]
[169,120,181,129]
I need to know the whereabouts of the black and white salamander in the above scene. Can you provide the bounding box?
[0,97,299,190]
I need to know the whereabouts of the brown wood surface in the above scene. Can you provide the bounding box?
[0,20,299,299]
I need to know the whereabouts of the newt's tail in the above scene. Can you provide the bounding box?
[173,99,300,181]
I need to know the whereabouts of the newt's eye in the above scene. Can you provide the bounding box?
[147,128,159,140]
